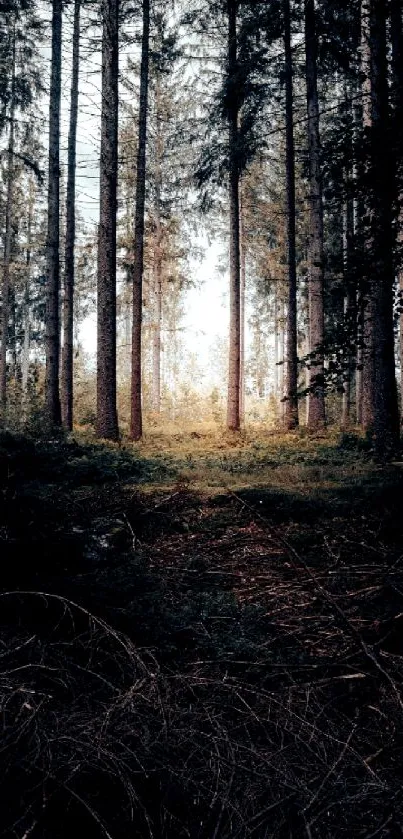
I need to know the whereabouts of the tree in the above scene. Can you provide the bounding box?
[226,0,241,431]
[191,0,272,429]
[390,0,403,421]
[45,0,62,427]
[130,0,150,441]
[0,16,16,416]
[283,0,298,429]
[359,0,375,432]
[97,0,119,440]
[151,73,163,414]
[341,142,356,429]
[61,0,81,431]
[369,0,399,455]
[21,175,36,416]
[239,184,246,420]
[304,0,326,429]
[0,0,44,419]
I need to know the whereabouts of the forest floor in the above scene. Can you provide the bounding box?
[1,426,403,838]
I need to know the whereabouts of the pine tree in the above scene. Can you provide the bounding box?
[369,0,399,455]
[226,0,241,431]
[130,0,150,441]
[0,0,44,420]
[61,0,81,431]
[360,0,375,432]
[390,0,403,421]
[96,0,119,440]
[0,16,16,416]
[304,0,326,429]
[150,73,163,414]
[45,0,62,427]
[283,0,298,429]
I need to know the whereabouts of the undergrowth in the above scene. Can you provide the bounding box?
[0,429,403,837]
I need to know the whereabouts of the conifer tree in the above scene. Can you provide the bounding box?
[304,0,326,429]
[97,0,119,439]
[45,0,62,427]
[226,0,241,431]
[130,0,150,441]
[61,0,81,431]
[0,0,44,419]
[283,0,298,429]
[0,18,16,416]
[369,0,399,455]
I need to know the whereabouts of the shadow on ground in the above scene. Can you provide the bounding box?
[1,432,403,837]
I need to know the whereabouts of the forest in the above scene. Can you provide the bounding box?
[1,0,403,836]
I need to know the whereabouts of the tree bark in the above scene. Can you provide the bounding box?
[304,0,326,429]
[390,0,403,423]
[0,20,16,417]
[356,313,363,424]
[370,0,399,456]
[341,262,355,430]
[279,295,286,424]
[96,0,119,440]
[341,116,356,430]
[151,204,163,414]
[274,281,279,398]
[360,0,375,432]
[45,0,62,427]
[61,0,81,431]
[130,0,150,440]
[151,76,163,415]
[22,180,35,418]
[226,0,241,431]
[283,0,298,430]
[239,187,246,423]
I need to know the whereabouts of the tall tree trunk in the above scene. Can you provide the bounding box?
[356,294,363,423]
[283,0,298,430]
[96,0,119,439]
[390,0,403,422]
[370,0,399,456]
[342,295,355,429]
[22,183,34,416]
[226,0,241,431]
[239,187,246,423]
[279,296,286,424]
[400,263,403,418]
[9,284,17,383]
[0,21,16,417]
[340,80,356,429]
[274,281,279,399]
[351,83,362,425]
[341,294,353,428]
[304,333,310,425]
[304,0,326,429]
[130,0,150,440]
[45,0,62,427]
[61,0,80,431]
[151,257,162,413]
[360,0,375,432]
[151,202,163,415]
[341,158,355,429]
[151,76,163,415]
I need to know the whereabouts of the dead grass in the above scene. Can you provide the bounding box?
[1,428,402,837]
[117,422,375,494]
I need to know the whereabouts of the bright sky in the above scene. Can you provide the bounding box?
[79,242,229,365]
[36,4,282,399]
[49,5,232,380]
